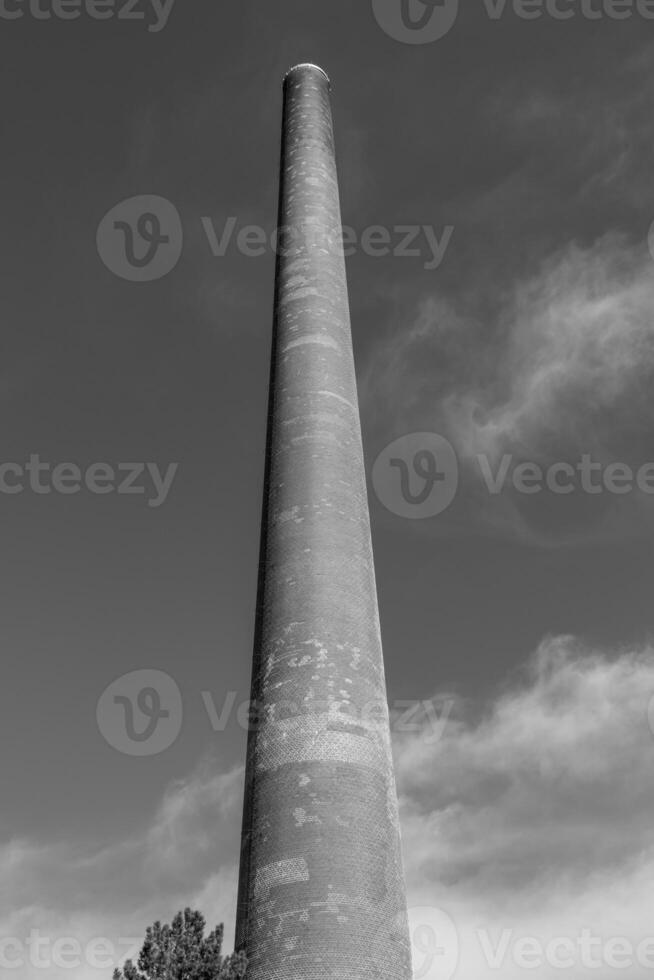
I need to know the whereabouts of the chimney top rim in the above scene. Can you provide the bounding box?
[284,63,331,87]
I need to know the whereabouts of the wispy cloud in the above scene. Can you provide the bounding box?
[363,234,654,542]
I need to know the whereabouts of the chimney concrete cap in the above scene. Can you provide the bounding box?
[284,64,331,87]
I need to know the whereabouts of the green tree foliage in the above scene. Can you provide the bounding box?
[113,908,247,980]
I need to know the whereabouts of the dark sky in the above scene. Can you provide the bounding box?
[3,2,654,977]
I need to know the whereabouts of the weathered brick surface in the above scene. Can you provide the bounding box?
[235,64,412,980]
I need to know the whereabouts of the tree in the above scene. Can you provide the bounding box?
[113,908,247,980]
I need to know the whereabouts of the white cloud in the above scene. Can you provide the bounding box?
[395,636,654,980]
[4,639,654,979]
[0,762,243,978]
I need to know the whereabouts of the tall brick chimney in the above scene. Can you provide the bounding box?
[235,63,412,980]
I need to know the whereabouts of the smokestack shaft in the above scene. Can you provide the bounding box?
[235,63,412,980]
